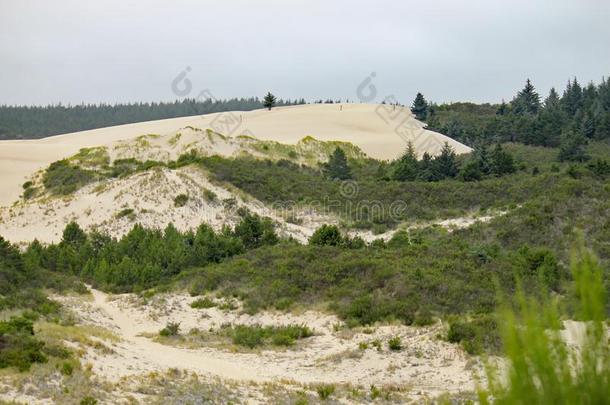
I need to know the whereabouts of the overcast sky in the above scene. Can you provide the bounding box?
[1,0,609,106]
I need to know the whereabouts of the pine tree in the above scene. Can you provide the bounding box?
[323,147,352,180]
[535,88,566,147]
[418,152,435,181]
[263,92,276,110]
[474,144,492,175]
[512,79,541,115]
[558,130,590,162]
[411,92,429,120]
[432,142,458,180]
[392,142,419,181]
[561,78,583,116]
[490,144,516,176]
[496,100,509,115]
[459,159,483,182]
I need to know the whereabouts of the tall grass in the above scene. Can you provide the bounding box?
[480,241,609,404]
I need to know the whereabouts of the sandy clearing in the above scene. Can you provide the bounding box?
[0,103,471,206]
[55,288,479,400]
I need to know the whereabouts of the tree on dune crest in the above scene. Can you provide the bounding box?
[263,92,277,110]
[411,92,429,120]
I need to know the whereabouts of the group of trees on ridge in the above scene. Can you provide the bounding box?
[0,97,306,139]
[412,76,610,161]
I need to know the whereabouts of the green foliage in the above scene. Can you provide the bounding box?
[159,322,181,337]
[447,315,500,355]
[388,336,402,351]
[80,397,98,405]
[322,147,352,180]
[512,79,541,116]
[559,130,590,162]
[392,142,419,181]
[263,92,277,110]
[490,143,516,176]
[309,225,343,246]
[32,215,276,291]
[115,208,135,220]
[230,324,313,348]
[0,97,303,139]
[233,212,278,249]
[173,193,189,207]
[316,384,335,400]
[190,297,216,309]
[481,243,610,404]
[42,159,95,195]
[0,317,47,371]
[427,77,610,146]
[433,142,459,179]
[411,92,429,120]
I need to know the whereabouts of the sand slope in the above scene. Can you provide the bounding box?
[54,288,479,401]
[0,104,471,206]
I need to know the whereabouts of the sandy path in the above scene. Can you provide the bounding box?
[58,288,478,398]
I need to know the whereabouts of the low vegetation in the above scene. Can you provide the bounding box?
[230,324,313,348]
[481,243,610,403]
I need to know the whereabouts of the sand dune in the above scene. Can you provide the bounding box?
[0,103,471,206]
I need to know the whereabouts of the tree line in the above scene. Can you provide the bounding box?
[412,76,610,161]
[0,97,305,139]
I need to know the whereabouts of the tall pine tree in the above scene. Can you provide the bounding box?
[323,147,352,180]
[411,92,429,120]
[512,79,541,115]
[392,142,419,181]
[263,92,277,110]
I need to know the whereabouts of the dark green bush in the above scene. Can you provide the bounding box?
[159,322,180,337]
[0,317,47,371]
[230,324,313,348]
[174,194,189,207]
[388,336,403,351]
[42,160,95,195]
[447,315,500,354]
[190,297,216,309]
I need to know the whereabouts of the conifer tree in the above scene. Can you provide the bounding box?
[418,152,435,181]
[432,142,458,180]
[411,92,429,120]
[558,130,590,162]
[490,144,516,176]
[561,78,583,116]
[263,92,277,110]
[392,142,419,181]
[512,79,541,115]
[323,147,352,180]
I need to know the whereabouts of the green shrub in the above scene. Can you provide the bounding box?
[174,193,189,207]
[447,315,500,355]
[42,159,95,195]
[309,225,343,246]
[190,297,216,309]
[230,324,313,348]
[203,188,217,202]
[0,317,47,371]
[316,384,335,400]
[116,208,135,220]
[388,336,403,351]
[60,361,74,376]
[80,396,98,405]
[481,243,610,403]
[159,322,180,337]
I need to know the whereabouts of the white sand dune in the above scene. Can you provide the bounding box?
[54,288,478,400]
[0,103,471,206]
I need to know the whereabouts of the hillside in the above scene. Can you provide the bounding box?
[0,103,471,207]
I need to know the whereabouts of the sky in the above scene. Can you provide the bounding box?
[1,0,609,106]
